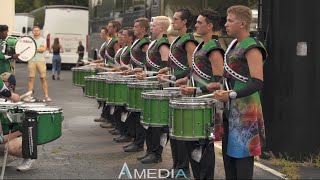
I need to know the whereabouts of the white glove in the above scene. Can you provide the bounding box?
[4,55,12,60]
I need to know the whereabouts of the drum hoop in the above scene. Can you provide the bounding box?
[26,107,62,113]
[15,36,37,62]
[169,97,214,108]
[127,81,161,88]
[142,90,181,99]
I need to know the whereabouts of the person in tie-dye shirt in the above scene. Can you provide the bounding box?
[214,5,267,180]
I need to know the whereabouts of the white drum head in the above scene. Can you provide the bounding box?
[15,36,37,62]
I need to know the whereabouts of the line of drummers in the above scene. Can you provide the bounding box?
[73,6,266,180]
[0,25,64,172]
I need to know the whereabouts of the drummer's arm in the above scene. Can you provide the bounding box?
[0,80,19,102]
[203,50,224,93]
[37,43,47,53]
[60,44,64,53]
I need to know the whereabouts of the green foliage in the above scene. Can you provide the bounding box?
[15,0,89,13]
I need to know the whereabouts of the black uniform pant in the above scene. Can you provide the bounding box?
[222,117,254,179]
[101,104,117,125]
[113,106,130,136]
[145,126,168,158]
[126,112,145,147]
[185,139,215,180]
[170,138,190,172]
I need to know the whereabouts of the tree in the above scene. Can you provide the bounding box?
[16,0,88,13]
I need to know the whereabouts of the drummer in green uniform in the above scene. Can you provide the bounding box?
[178,9,225,179]
[122,17,150,153]
[135,16,170,164]
[0,73,35,171]
[0,25,19,82]
[157,8,198,177]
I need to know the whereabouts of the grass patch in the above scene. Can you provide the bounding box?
[280,166,300,179]
[51,149,61,154]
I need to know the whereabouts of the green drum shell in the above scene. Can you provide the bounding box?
[95,76,108,101]
[26,107,63,145]
[106,78,130,106]
[0,102,25,135]
[169,97,215,140]
[141,90,181,127]
[77,67,96,87]
[71,67,77,85]
[84,76,97,98]
[127,81,161,112]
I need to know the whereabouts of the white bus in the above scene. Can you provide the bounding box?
[30,5,89,68]
[14,13,35,35]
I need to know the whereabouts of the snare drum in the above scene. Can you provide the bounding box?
[106,77,131,106]
[15,36,37,62]
[71,67,77,85]
[127,81,161,112]
[77,66,97,87]
[95,75,108,101]
[169,97,215,140]
[84,75,97,98]
[141,90,181,127]
[25,107,63,145]
[0,101,24,135]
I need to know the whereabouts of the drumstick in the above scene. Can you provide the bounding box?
[158,74,171,77]
[1,129,11,179]
[184,87,197,89]
[123,74,136,78]
[145,76,158,79]
[196,93,215,98]
[163,87,180,90]
[196,90,233,98]
[19,46,30,54]
[159,77,176,84]
[221,90,234,94]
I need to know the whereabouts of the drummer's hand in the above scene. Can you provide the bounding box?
[136,72,146,80]
[180,85,195,95]
[9,92,20,103]
[124,69,135,75]
[206,82,221,92]
[158,67,169,74]
[12,54,19,59]
[214,90,230,102]
[119,66,130,71]
[157,74,169,82]
[176,77,188,87]
[133,68,143,72]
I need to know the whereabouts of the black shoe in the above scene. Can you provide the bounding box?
[52,75,55,80]
[57,77,60,80]
[137,152,150,160]
[141,154,162,164]
[114,135,132,143]
[109,129,120,135]
[123,144,143,152]
[123,142,133,149]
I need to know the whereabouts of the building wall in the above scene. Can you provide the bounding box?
[0,0,15,34]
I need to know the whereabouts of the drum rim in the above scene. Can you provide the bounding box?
[142,90,181,99]
[169,97,214,108]
[26,106,62,112]
[15,36,37,62]
[127,81,161,88]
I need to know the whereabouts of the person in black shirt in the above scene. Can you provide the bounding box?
[76,41,85,67]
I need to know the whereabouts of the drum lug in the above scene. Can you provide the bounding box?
[51,113,55,122]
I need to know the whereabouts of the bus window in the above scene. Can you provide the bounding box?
[114,0,124,18]
[125,0,144,13]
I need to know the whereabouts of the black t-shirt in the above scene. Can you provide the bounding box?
[78,45,85,57]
